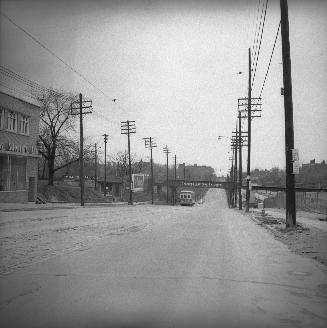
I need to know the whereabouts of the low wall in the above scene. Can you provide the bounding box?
[0,190,28,203]
[264,191,327,214]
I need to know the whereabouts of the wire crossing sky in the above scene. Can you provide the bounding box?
[0,0,326,175]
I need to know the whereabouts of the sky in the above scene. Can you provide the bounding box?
[1,0,326,176]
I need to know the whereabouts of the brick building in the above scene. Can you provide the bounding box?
[0,91,41,203]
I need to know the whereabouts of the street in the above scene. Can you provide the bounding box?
[1,189,327,328]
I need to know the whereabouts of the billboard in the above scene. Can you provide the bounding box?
[132,174,145,192]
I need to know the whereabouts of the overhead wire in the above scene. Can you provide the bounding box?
[0,65,122,127]
[252,0,267,73]
[250,0,262,53]
[0,66,45,95]
[0,66,76,103]
[0,10,109,98]
[251,0,265,61]
[0,81,39,100]
[251,0,269,91]
[259,21,281,98]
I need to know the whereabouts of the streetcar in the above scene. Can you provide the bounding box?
[179,190,195,206]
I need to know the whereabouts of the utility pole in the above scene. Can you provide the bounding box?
[238,112,243,209]
[280,0,296,227]
[183,163,186,181]
[231,136,238,208]
[229,151,234,208]
[94,143,97,190]
[233,125,238,208]
[233,131,248,209]
[143,137,157,204]
[163,145,171,204]
[246,48,252,212]
[237,97,260,210]
[71,93,92,207]
[173,154,177,205]
[121,120,136,205]
[103,134,108,197]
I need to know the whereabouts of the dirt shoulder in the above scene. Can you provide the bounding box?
[243,208,327,268]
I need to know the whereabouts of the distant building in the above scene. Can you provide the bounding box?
[302,159,327,169]
[98,175,123,199]
[177,163,216,181]
[0,91,41,203]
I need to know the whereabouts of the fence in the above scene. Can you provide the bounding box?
[264,191,327,214]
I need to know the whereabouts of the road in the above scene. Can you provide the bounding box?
[0,189,327,328]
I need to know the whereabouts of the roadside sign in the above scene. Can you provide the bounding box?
[293,161,300,174]
[292,149,299,162]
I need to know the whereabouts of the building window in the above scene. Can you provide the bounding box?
[0,108,4,129]
[0,155,27,191]
[19,115,30,135]
[7,111,17,132]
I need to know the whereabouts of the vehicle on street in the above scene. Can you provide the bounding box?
[180,190,195,206]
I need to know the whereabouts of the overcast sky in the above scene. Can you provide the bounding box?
[1,0,326,175]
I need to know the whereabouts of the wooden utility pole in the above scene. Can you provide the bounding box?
[121,120,136,205]
[174,154,177,205]
[230,148,234,207]
[234,125,238,208]
[143,137,157,204]
[71,93,92,207]
[94,143,97,190]
[163,146,170,204]
[245,49,252,212]
[183,163,186,181]
[151,143,155,204]
[237,97,260,210]
[280,0,296,227]
[103,134,108,197]
[238,111,243,210]
[79,93,84,206]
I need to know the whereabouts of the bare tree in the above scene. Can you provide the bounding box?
[114,151,146,178]
[38,89,80,185]
[115,150,130,178]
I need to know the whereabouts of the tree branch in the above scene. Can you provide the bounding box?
[53,157,80,172]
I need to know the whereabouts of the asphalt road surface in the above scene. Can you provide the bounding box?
[0,189,327,328]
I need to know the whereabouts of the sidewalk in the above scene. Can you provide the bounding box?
[252,207,327,231]
[0,201,130,212]
[244,207,327,268]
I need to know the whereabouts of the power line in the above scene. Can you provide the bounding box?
[252,0,266,68]
[0,65,45,93]
[0,11,108,98]
[0,66,76,104]
[251,0,269,90]
[251,0,263,54]
[0,65,122,127]
[259,21,281,98]
[0,81,39,100]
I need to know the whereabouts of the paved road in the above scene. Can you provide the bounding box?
[0,190,327,328]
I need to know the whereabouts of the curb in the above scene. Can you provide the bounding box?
[0,202,130,212]
[0,201,158,212]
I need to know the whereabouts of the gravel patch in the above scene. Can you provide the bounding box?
[244,209,327,268]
